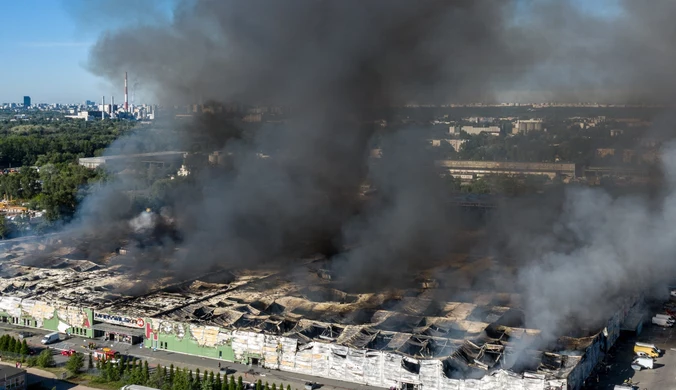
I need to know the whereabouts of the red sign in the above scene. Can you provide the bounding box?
[136,318,145,328]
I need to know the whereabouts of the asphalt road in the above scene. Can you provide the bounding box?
[585,303,676,390]
[0,323,385,390]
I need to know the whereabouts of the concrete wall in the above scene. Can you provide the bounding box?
[0,297,93,337]
[143,318,235,362]
[0,295,606,389]
[140,316,569,390]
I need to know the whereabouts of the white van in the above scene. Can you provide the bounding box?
[40,332,59,345]
[631,357,654,370]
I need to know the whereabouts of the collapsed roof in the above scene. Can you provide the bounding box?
[0,245,602,381]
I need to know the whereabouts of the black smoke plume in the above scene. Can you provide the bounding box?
[51,0,676,346]
[64,0,541,279]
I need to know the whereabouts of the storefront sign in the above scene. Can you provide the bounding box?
[94,312,145,328]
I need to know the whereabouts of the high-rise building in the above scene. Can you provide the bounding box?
[23,96,31,107]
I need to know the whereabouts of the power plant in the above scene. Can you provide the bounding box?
[124,71,129,112]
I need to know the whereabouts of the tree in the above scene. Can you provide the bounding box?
[236,377,243,390]
[26,356,38,367]
[88,353,93,369]
[200,376,213,390]
[7,337,16,353]
[172,368,190,390]
[256,380,262,390]
[194,368,201,390]
[170,364,175,383]
[119,356,127,376]
[228,376,235,390]
[0,335,8,351]
[0,217,10,240]
[271,384,276,390]
[149,364,165,389]
[215,373,222,390]
[107,360,121,382]
[143,360,150,383]
[12,338,21,354]
[19,340,29,356]
[65,353,84,376]
[286,386,291,390]
[36,349,55,368]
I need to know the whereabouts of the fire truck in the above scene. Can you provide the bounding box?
[93,348,121,363]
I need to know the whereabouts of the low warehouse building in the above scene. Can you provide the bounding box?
[0,252,637,390]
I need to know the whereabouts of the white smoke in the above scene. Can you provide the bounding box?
[129,211,156,233]
[517,142,676,341]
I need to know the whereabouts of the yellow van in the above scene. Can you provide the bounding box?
[634,342,660,358]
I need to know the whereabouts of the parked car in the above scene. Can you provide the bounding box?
[18,331,32,339]
[61,349,76,357]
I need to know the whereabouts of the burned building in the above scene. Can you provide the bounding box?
[0,246,637,390]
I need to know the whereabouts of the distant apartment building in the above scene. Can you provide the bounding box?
[446,139,467,152]
[513,119,544,134]
[65,111,95,121]
[22,96,30,108]
[436,160,576,181]
[450,125,501,136]
[427,139,468,152]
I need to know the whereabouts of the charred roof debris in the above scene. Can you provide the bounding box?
[0,240,641,389]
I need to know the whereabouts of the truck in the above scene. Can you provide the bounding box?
[40,332,59,345]
[652,316,674,327]
[631,357,654,370]
[634,342,661,358]
[93,348,121,363]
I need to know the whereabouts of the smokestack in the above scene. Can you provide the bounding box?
[124,72,128,111]
[111,96,114,113]
[101,96,105,121]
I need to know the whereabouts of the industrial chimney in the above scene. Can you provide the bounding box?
[124,72,129,112]
[102,96,105,121]
[111,96,115,113]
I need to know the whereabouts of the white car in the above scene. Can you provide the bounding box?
[670,289,676,297]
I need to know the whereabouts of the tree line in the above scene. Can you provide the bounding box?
[78,355,298,390]
[0,119,137,167]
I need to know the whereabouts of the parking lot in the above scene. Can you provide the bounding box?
[586,301,676,389]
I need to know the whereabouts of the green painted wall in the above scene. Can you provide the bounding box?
[144,322,235,362]
[0,306,97,338]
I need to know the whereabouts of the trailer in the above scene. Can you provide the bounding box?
[652,316,674,327]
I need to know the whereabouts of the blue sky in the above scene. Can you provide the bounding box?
[0,0,623,105]
[0,0,175,104]
[0,1,106,104]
